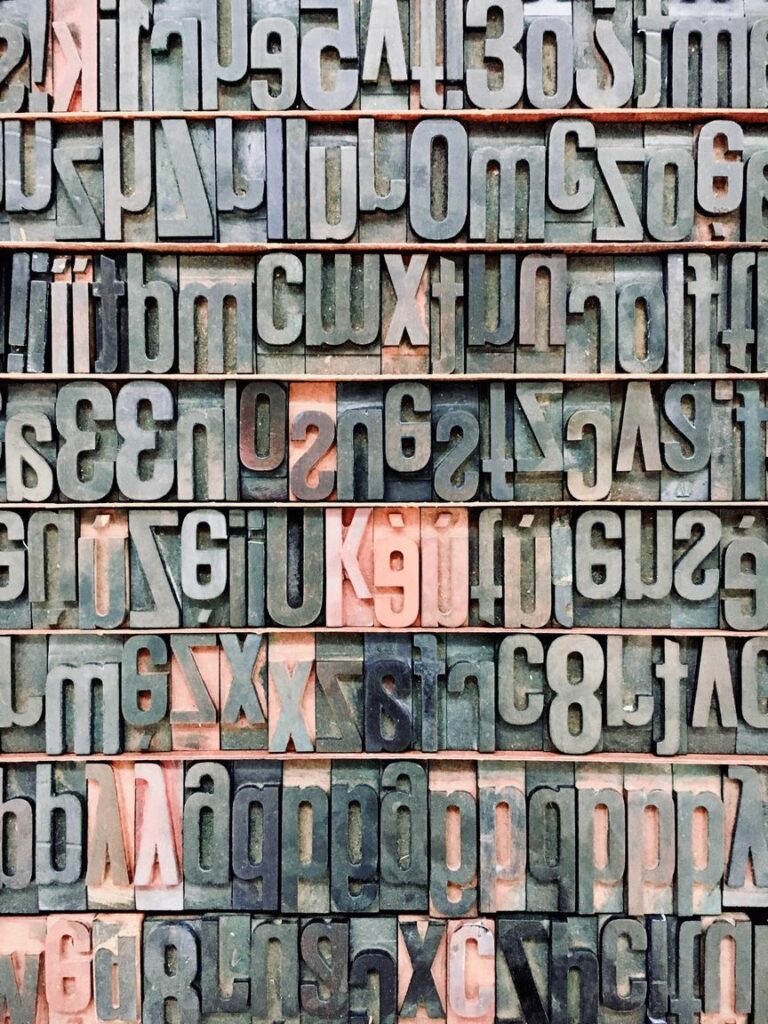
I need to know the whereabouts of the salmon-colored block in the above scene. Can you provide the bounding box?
[447,920,495,1024]
[44,916,96,1024]
[0,917,47,1024]
[51,0,98,111]
[86,763,135,910]
[170,640,220,750]
[268,633,316,752]
[421,509,469,627]
[430,766,478,919]
[133,762,183,910]
[398,916,447,1024]
[325,507,374,626]
[373,507,421,627]
[288,382,337,500]
[72,257,93,372]
[624,766,675,915]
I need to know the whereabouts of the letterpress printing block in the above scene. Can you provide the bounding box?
[495,915,550,1024]
[183,761,231,909]
[661,381,712,501]
[381,256,430,375]
[429,764,478,918]
[721,509,768,630]
[480,384,516,504]
[126,253,177,373]
[336,383,385,500]
[412,633,444,753]
[0,765,37,912]
[464,0,524,107]
[219,633,268,750]
[734,380,768,500]
[315,634,364,753]
[371,507,421,628]
[496,634,545,751]
[564,383,613,501]
[477,761,526,913]
[178,257,254,373]
[305,254,382,373]
[409,123,467,243]
[652,638,688,756]
[0,3,36,115]
[143,918,201,1024]
[603,635,653,753]
[398,918,447,1024]
[421,509,469,628]
[358,118,407,242]
[643,129,696,243]
[37,763,86,910]
[350,916,397,1024]
[673,766,724,917]
[92,914,141,1023]
[517,257,567,374]
[593,126,645,242]
[364,634,414,752]
[53,126,104,240]
[465,255,516,374]
[598,916,647,1024]
[168,635,220,751]
[383,382,432,501]
[360,0,408,105]
[232,762,281,911]
[251,917,300,1024]
[300,918,349,1024]
[2,382,55,502]
[738,636,768,754]
[0,915,47,1021]
[134,761,183,910]
[49,0,98,110]
[441,636,494,751]
[526,762,575,912]
[268,633,316,753]
[566,256,616,372]
[44,915,98,1024]
[669,509,721,630]
[621,509,673,627]
[282,761,330,913]
[757,922,768,1023]
[624,764,675,915]
[180,510,230,627]
[613,381,661,500]
[710,381,736,502]
[686,636,738,753]
[176,383,225,500]
[46,635,122,755]
[469,509,502,627]
[216,119,266,243]
[550,917,599,1024]
[379,761,428,911]
[572,509,621,627]
[429,256,464,373]
[288,383,336,500]
[0,512,30,629]
[155,119,216,240]
[331,762,380,912]
[409,0,462,110]
[723,765,768,908]
[573,0,633,106]
[250,0,299,111]
[102,119,153,241]
[701,914,752,1023]
[325,508,374,627]
[300,0,359,109]
[306,127,359,243]
[199,915,250,1024]
[576,765,624,915]
[670,0,747,105]
[0,636,46,753]
[468,127,545,242]
[544,634,604,754]
[149,0,201,109]
[239,382,288,500]
[55,382,116,501]
[128,510,181,629]
[545,119,595,241]
[445,920,494,1024]
[4,120,55,241]
[499,510,554,629]
[431,384,479,502]
[86,763,134,910]
[254,253,304,373]
[78,510,128,630]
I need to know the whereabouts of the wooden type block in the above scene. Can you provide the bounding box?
[219,633,268,750]
[44,914,101,1024]
[126,254,178,373]
[597,915,648,1024]
[550,916,599,1024]
[643,126,696,244]
[4,120,55,241]
[429,257,465,373]
[358,117,407,242]
[127,510,180,630]
[154,119,215,240]
[576,764,625,915]
[268,633,316,753]
[442,635,494,752]
[421,509,469,629]
[231,762,280,912]
[603,634,654,753]
[673,765,724,917]
[300,917,349,1024]
[383,382,432,501]
[50,0,97,111]
[91,914,142,1024]
[612,381,662,501]
[670,508,721,630]
[0,511,31,628]
[216,119,266,242]
[412,633,445,753]
[624,764,675,915]
[2,382,56,502]
[371,507,421,628]
[0,764,37,912]
[593,126,645,243]
[379,761,429,912]
[149,0,202,110]
[288,382,337,501]
[121,635,172,754]
[723,765,768,908]
[381,255,430,375]
[686,636,738,753]
[304,254,381,374]
[330,762,380,913]
[431,384,479,502]
[468,127,544,242]
[134,761,183,911]
[54,381,117,501]
[737,636,768,754]
[465,256,516,374]
[0,917,47,1023]
[349,916,398,1024]
[315,633,364,753]
[545,119,595,240]
[54,125,104,241]
[180,510,230,628]
[543,633,604,755]
[254,253,305,374]
[397,917,447,1024]
[178,256,254,372]
[281,760,330,914]
[525,762,575,912]
[336,383,385,501]
[239,381,289,501]
[250,917,300,1024]
[306,129,360,243]
[496,634,546,751]
[495,915,550,1024]
[46,635,122,755]
[699,913,752,1024]
[78,510,129,630]
[325,508,374,627]
[710,380,737,501]
[143,917,201,1024]
[621,509,673,628]
[176,383,226,501]
[652,638,689,756]
[183,761,232,909]
[515,255,567,372]
[169,634,220,751]
[86,763,135,910]
[0,635,46,753]
[477,761,526,914]
[36,762,86,911]
[199,914,251,1024]
[429,764,478,918]
[566,256,615,372]
[0,2,37,115]
[564,383,613,501]
[513,382,564,501]
[102,120,154,242]
[501,510,554,630]
[364,634,414,753]
[661,381,712,501]
[720,510,768,631]
[445,920,494,1024]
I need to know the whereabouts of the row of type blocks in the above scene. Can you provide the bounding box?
[1,630,768,757]
[4,117,768,241]
[2,251,767,376]
[1,0,767,111]
[0,759,767,916]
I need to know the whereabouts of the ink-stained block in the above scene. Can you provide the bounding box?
[250,917,300,1024]
[0,635,46,753]
[350,916,398,1024]
[46,636,122,755]
[268,633,316,753]
[576,764,625,915]
[496,634,546,751]
[220,633,269,750]
[336,383,385,501]
[723,765,768,908]
[429,764,478,918]
[232,761,280,912]
[121,635,172,754]
[421,509,469,629]
[0,764,37,912]
[183,761,232,909]
[495,916,550,1024]
[379,761,429,912]
[442,635,494,751]
[281,760,330,914]
[288,382,337,501]
[331,762,380,913]
[398,917,448,1024]
[603,634,654,754]
[36,762,86,911]
[477,762,526,913]
[525,762,575,912]
[674,765,724,916]
[300,917,349,1024]
[78,510,129,630]
[381,255,430,376]
[305,253,381,373]
[315,634,364,753]
[364,634,414,753]
[239,381,289,501]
